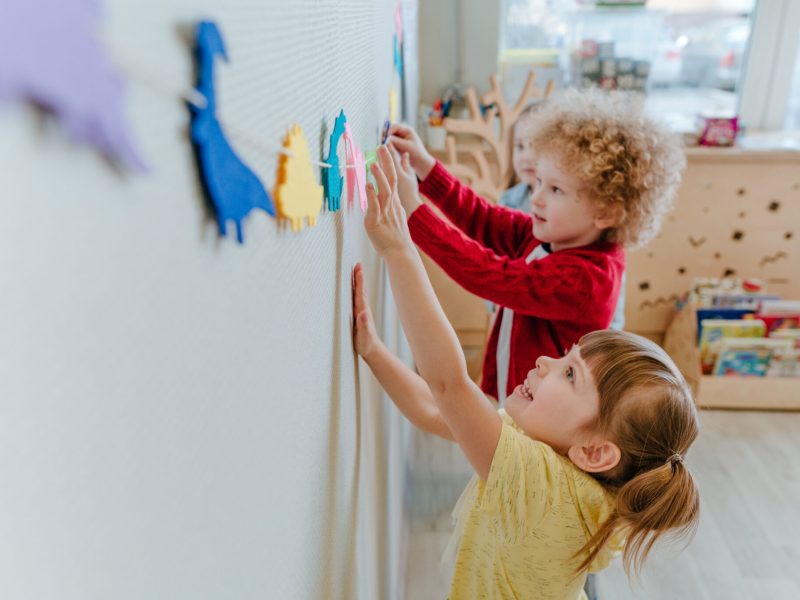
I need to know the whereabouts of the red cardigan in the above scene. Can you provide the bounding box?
[409,162,625,399]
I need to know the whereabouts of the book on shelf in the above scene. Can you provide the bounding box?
[758,300,800,315]
[712,338,793,377]
[755,314,800,334]
[695,307,754,342]
[699,319,766,375]
[769,328,800,348]
[711,293,780,309]
[766,345,800,377]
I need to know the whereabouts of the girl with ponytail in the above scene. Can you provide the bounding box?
[574,330,700,577]
[354,146,700,599]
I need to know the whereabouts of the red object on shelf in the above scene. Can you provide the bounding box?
[698,115,738,147]
[742,278,763,292]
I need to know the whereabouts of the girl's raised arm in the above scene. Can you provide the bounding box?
[352,263,454,441]
[364,146,502,480]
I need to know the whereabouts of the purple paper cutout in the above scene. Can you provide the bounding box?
[189,21,275,244]
[0,0,147,171]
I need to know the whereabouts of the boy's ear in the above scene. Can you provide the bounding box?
[568,439,621,474]
[593,203,623,231]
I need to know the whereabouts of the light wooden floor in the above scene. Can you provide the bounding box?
[404,409,800,600]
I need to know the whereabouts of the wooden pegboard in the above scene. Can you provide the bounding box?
[626,149,800,336]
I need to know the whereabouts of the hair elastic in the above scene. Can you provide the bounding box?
[666,453,683,467]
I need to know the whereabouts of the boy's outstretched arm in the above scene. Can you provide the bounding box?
[364,146,502,480]
[388,123,530,259]
[352,263,454,441]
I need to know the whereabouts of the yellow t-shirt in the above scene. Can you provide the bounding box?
[448,411,622,600]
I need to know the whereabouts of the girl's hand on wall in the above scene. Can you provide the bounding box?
[364,146,413,257]
[388,144,422,216]
[387,123,436,180]
[352,263,378,359]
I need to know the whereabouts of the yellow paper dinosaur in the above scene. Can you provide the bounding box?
[275,124,323,232]
[389,87,399,123]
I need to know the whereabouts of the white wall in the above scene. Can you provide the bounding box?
[419,0,502,104]
[0,1,414,598]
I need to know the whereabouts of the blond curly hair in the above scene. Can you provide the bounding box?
[518,89,685,249]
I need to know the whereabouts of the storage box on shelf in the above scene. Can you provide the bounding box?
[563,5,664,92]
[663,301,800,410]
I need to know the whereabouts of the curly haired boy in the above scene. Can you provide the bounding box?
[388,88,686,402]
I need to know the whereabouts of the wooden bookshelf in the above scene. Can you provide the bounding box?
[663,301,800,410]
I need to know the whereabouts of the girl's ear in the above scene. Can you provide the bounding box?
[567,439,621,474]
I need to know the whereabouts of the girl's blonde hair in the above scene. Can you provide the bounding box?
[520,89,686,249]
[576,330,700,575]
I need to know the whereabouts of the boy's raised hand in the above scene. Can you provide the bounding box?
[352,262,378,359]
[364,145,413,256]
[387,123,436,180]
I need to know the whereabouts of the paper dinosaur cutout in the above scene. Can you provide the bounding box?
[393,36,403,78]
[323,109,347,212]
[275,124,323,231]
[365,150,377,170]
[393,3,404,78]
[395,3,404,45]
[389,88,399,124]
[188,20,275,244]
[0,0,146,171]
[343,123,367,212]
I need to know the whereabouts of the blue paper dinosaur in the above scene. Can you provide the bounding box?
[188,20,274,244]
[323,109,347,212]
[393,35,403,78]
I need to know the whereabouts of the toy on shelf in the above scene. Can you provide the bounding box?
[698,114,738,147]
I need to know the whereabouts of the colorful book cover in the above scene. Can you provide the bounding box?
[713,338,792,377]
[756,314,800,334]
[713,344,771,377]
[699,319,766,375]
[695,307,753,343]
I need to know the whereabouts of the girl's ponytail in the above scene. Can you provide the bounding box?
[614,455,700,574]
[576,454,700,575]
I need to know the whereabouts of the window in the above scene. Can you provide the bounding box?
[499,0,758,131]
[646,0,756,128]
